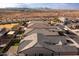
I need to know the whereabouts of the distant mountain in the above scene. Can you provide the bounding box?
[0,7,79,12]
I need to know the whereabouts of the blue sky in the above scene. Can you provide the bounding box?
[0,3,79,10]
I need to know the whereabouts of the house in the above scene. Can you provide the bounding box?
[23,22,62,36]
[0,28,10,47]
[23,27,60,36]
[58,17,66,22]
[17,33,78,56]
[0,28,8,37]
[27,20,60,29]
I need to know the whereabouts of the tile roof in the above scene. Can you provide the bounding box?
[18,33,77,53]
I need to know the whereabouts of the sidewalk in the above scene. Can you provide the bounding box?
[6,46,18,56]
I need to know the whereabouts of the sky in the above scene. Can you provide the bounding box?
[0,3,79,10]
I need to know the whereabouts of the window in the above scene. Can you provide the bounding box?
[58,31,64,36]
[66,40,73,44]
[25,54,28,56]
[51,53,54,56]
[39,53,43,56]
[34,54,37,56]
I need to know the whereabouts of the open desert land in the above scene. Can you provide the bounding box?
[0,9,79,20]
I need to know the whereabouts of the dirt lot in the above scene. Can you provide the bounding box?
[0,23,19,29]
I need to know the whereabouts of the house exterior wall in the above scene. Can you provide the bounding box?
[18,47,54,56]
[18,47,78,56]
[59,52,78,56]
